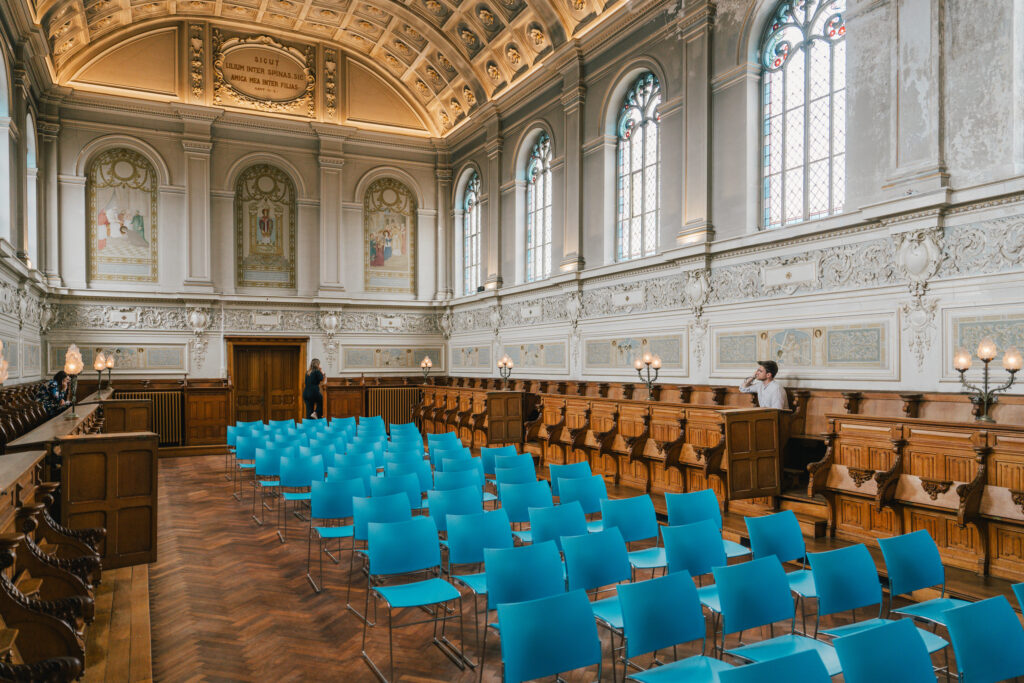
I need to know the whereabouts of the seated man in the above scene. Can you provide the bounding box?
[739,360,788,410]
[37,370,70,417]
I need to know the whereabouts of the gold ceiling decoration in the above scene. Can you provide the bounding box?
[27,0,621,132]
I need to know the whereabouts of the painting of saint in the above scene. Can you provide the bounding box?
[87,148,158,282]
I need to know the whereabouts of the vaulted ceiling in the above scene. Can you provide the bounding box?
[26,0,615,134]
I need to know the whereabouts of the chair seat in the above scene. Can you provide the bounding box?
[697,584,720,613]
[453,572,487,595]
[822,617,949,653]
[726,633,841,677]
[627,546,666,570]
[724,539,751,559]
[586,519,604,533]
[373,577,461,608]
[283,492,312,501]
[786,568,817,598]
[314,525,354,539]
[591,596,623,631]
[893,597,970,626]
[626,655,733,683]
[513,530,532,544]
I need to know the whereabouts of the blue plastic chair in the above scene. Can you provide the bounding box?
[548,461,592,498]
[481,540,566,674]
[426,485,483,535]
[370,472,424,512]
[666,489,751,559]
[497,590,603,683]
[306,478,366,593]
[944,595,1024,683]
[498,480,553,543]
[832,617,937,683]
[347,493,412,624]
[360,517,466,682]
[618,571,735,683]
[480,445,517,477]
[528,500,588,552]
[878,530,970,625]
[600,495,667,575]
[559,474,608,532]
[662,520,728,615]
[713,556,840,676]
[808,544,949,661]
[276,454,323,543]
[745,510,817,634]
[717,650,829,683]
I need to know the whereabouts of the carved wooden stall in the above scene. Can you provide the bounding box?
[809,413,1024,580]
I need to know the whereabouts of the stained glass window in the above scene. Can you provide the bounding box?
[761,0,846,229]
[526,132,552,282]
[616,73,661,262]
[463,172,481,295]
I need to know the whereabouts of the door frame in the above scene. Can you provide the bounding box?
[226,336,308,424]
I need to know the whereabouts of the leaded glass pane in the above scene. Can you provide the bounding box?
[761,0,845,229]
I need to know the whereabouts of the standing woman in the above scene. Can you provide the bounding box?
[303,358,326,419]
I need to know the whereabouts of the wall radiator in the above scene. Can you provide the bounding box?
[116,391,184,446]
[366,387,422,430]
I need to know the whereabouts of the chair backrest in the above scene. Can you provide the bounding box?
[425,485,483,532]
[617,570,709,660]
[662,519,727,578]
[807,544,882,619]
[558,475,609,516]
[600,495,658,544]
[498,480,553,524]
[480,445,517,475]
[562,526,632,593]
[353,493,412,541]
[432,468,481,492]
[385,460,432,493]
[877,529,945,597]
[483,540,565,609]
[713,555,796,636]
[548,461,593,497]
[496,590,603,683]
[494,464,538,487]
[832,618,935,683]
[717,651,829,683]
[745,509,807,565]
[370,472,423,511]
[310,479,366,521]
[665,489,723,529]
[327,463,375,491]
[529,500,588,552]
[446,509,513,566]
[366,517,440,576]
[494,453,533,471]
[944,595,1024,683]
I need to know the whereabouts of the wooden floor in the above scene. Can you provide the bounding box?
[148,455,965,682]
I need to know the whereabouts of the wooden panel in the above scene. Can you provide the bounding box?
[60,432,159,568]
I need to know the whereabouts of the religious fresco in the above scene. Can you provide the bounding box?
[87,148,158,282]
[235,164,297,289]
[364,178,416,294]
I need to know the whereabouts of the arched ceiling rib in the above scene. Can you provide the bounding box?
[26,0,617,132]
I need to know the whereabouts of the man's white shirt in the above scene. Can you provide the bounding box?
[739,380,788,410]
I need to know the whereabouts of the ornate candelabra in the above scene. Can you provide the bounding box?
[94,351,107,391]
[633,352,662,400]
[953,337,1021,423]
[420,356,433,381]
[63,344,84,419]
[105,353,115,391]
[497,354,514,387]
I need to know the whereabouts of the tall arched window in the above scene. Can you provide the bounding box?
[761,0,846,229]
[616,73,661,262]
[525,132,552,282]
[463,172,481,295]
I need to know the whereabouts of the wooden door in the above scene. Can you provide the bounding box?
[235,347,266,423]
[231,345,301,423]
[725,410,782,500]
